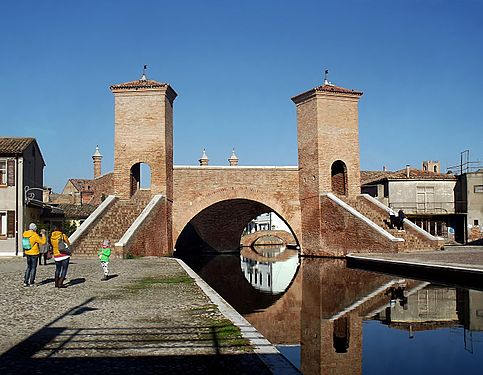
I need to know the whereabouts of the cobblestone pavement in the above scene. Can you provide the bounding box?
[0,257,274,374]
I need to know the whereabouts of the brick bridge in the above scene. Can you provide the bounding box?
[70,74,443,258]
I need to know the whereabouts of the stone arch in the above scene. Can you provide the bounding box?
[129,162,152,197]
[173,187,301,253]
[331,160,348,196]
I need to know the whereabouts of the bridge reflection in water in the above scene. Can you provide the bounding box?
[179,247,483,374]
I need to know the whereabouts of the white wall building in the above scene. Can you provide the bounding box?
[0,138,45,256]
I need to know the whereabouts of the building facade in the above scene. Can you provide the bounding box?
[0,138,45,256]
[361,165,461,241]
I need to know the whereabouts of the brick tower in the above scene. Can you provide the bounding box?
[92,145,102,178]
[292,74,363,252]
[110,73,177,200]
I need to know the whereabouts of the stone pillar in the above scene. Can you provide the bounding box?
[92,145,102,178]
[292,79,363,254]
[110,78,177,200]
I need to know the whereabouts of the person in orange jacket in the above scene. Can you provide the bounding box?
[51,225,71,288]
[22,223,47,287]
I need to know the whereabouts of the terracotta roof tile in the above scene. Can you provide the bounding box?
[0,137,35,153]
[315,84,363,96]
[361,168,457,185]
[56,203,96,219]
[110,79,168,91]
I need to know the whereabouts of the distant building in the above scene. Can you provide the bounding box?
[51,146,114,207]
[0,137,50,256]
[245,212,291,233]
[362,162,483,243]
[361,164,460,241]
[455,170,483,243]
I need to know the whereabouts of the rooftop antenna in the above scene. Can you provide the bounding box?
[140,65,148,81]
[324,69,329,85]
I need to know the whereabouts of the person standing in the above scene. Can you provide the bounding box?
[98,239,112,281]
[51,226,71,288]
[38,230,50,266]
[22,223,47,287]
[388,208,397,229]
[398,209,406,231]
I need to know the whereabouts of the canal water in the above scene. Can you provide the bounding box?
[179,248,483,374]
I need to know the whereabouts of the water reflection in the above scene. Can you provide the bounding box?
[179,252,483,374]
[240,246,299,294]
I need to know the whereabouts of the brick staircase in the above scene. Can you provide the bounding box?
[344,195,438,251]
[72,190,153,258]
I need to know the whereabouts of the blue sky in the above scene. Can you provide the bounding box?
[1,0,482,192]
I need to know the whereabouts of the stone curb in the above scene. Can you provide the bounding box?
[176,258,301,375]
[347,254,483,275]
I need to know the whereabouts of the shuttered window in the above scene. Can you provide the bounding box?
[0,160,6,185]
[7,159,15,186]
[7,211,15,238]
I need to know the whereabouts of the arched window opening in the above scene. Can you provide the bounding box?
[130,162,151,196]
[333,316,350,353]
[331,160,347,195]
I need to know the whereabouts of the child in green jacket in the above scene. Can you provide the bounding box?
[98,239,112,281]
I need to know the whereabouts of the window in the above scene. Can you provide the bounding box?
[475,185,483,193]
[475,220,480,226]
[0,212,6,237]
[0,159,15,186]
[0,160,6,185]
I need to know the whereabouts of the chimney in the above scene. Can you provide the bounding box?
[199,149,209,166]
[228,148,239,166]
[405,164,410,178]
[383,166,387,172]
[92,145,103,178]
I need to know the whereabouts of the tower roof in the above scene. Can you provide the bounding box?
[291,82,363,104]
[92,145,102,158]
[109,79,169,91]
[315,83,363,96]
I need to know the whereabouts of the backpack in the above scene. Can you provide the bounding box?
[58,234,71,255]
[22,237,31,250]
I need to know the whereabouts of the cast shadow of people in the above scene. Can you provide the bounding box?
[66,278,86,287]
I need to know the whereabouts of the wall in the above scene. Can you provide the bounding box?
[112,86,175,199]
[0,156,20,254]
[389,180,456,214]
[313,195,399,257]
[172,166,301,248]
[466,172,483,242]
[118,197,171,257]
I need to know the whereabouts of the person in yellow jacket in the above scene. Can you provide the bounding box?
[22,223,47,287]
[51,226,71,288]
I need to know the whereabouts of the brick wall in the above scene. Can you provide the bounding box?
[112,86,175,199]
[119,197,172,257]
[240,230,297,247]
[306,195,400,257]
[173,167,301,250]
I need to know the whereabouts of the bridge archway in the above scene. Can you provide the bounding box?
[174,193,300,255]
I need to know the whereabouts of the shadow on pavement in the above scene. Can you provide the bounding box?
[0,298,276,375]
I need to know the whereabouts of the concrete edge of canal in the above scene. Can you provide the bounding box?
[346,252,483,291]
[176,259,302,375]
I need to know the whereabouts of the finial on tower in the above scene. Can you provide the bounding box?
[228,148,239,166]
[324,69,329,85]
[140,65,148,81]
[199,148,209,166]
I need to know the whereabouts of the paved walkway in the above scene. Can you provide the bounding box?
[0,257,298,374]
[348,246,483,273]
[347,246,483,290]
